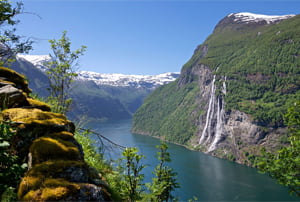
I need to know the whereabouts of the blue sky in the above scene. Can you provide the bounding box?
[14,0,300,75]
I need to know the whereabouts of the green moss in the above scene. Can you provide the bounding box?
[27,160,86,177]
[29,137,82,165]
[0,67,32,94]
[17,176,42,199]
[47,131,74,140]
[19,178,80,201]
[1,108,75,133]
[26,98,51,112]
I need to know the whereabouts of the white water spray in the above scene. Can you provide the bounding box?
[199,73,227,151]
[199,75,216,144]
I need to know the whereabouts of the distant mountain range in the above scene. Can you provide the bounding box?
[13,55,179,121]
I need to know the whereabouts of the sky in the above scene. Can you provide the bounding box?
[12,0,300,75]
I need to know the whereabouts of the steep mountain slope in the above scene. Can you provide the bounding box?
[11,56,179,121]
[132,13,300,165]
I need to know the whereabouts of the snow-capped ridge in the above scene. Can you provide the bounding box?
[228,12,295,24]
[77,71,180,88]
[17,54,52,71]
[17,54,179,89]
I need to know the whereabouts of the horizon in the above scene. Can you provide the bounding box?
[13,0,300,74]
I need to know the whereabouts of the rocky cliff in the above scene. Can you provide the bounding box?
[0,67,112,201]
[132,13,300,165]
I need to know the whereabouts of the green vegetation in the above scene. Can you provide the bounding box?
[75,129,180,201]
[200,15,300,127]
[133,14,300,149]
[118,147,146,201]
[46,31,87,114]
[0,121,27,201]
[133,81,199,145]
[0,0,32,65]
[257,101,300,196]
[146,143,180,202]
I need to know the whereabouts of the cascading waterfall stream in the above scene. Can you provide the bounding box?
[208,76,227,151]
[199,73,227,151]
[199,75,216,144]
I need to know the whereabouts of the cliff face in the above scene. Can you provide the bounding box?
[186,65,287,164]
[0,67,112,201]
[132,13,300,165]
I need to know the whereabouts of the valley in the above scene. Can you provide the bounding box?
[13,55,179,121]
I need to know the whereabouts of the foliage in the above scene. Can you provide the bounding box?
[132,81,199,145]
[46,30,86,114]
[146,142,180,202]
[74,128,124,200]
[0,0,32,65]
[118,147,146,201]
[75,127,181,201]
[0,121,27,200]
[74,129,112,174]
[257,101,300,196]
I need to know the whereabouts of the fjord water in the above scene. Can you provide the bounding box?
[88,119,298,201]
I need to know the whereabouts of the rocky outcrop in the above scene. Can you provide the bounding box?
[0,67,112,201]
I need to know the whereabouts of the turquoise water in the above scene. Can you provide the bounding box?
[87,119,298,201]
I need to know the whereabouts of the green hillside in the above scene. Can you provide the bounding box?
[132,14,300,146]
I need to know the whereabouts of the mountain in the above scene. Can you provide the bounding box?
[132,12,300,165]
[12,55,179,121]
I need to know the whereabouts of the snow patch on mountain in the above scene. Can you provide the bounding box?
[17,54,51,71]
[17,54,179,89]
[77,71,179,89]
[228,12,295,24]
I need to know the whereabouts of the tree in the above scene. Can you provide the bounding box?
[257,101,300,196]
[0,0,32,65]
[46,31,86,114]
[147,142,180,202]
[119,147,146,201]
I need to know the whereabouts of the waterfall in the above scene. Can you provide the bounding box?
[199,75,216,144]
[208,95,225,151]
[199,74,227,152]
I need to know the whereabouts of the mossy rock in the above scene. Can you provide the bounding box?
[26,98,51,111]
[1,108,75,134]
[48,131,74,139]
[26,160,89,182]
[46,131,84,158]
[18,177,80,201]
[0,67,31,94]
[0,108,75,160]
[19,177,111,201]
[18,160,113,201]
[29,136,83,165]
